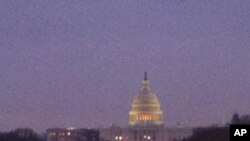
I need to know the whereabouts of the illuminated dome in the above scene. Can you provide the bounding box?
[129,72,164,127]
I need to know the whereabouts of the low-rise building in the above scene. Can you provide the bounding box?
[47,128,99,141]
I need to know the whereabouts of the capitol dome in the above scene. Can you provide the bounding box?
[129,72,164,127]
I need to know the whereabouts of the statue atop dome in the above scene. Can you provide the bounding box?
[142,72,150,90]
[144,72,148,81]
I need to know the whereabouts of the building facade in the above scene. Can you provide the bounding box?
[47,128,99,141]
[100,73,193,141]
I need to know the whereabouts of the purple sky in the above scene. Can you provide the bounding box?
[0,0,250,132]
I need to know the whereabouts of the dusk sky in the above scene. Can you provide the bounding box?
[0,0,250,132]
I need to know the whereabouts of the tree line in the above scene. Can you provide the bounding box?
[182,113,250,141]
[182,126,229,141]
[0,128,45,141]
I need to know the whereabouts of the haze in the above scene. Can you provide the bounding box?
[0,0,249,132]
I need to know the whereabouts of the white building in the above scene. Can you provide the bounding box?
[100,73,193,141]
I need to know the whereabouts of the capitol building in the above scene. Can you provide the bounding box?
[100,73,193,141]
[47,73,193,141]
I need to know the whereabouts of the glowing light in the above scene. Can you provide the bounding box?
[67,127,76,130]
[147,136,151,140]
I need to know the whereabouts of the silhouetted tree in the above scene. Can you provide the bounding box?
[231,113,240,124]
[231,113,250,125]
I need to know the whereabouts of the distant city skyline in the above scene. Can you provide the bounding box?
[0,0,250,132]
